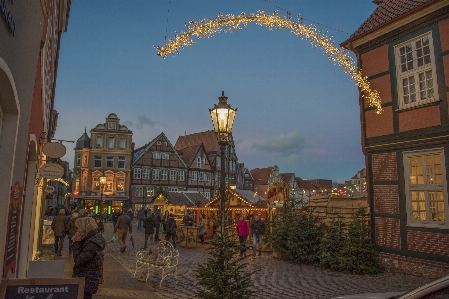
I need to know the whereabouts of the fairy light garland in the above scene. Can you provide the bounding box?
[154,10,383,114]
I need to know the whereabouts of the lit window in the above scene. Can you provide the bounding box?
[134,168,141,179]
[395,33,439,110]
[116,177,124,191]
[404,149,448,228]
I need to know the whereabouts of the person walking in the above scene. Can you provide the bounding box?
[51,209,69,256]
[137,207,145,229]
[111,210,121,227]
[95,215,104,234]
[67,212,79,255]
[165,213,177,248]
[72,217,106,299]
[114,210,132,253]
[162,210,169,233]
[153,208,162,241]
[236,215,250,257]
[142,212,156,249]
[197,214,206,245]
[250,214,265,257]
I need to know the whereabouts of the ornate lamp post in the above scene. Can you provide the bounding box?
[209,91,237,240]
[99,171,106,216]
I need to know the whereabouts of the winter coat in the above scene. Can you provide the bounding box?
[51,214,69,237]
[236,219,249,237]
[137,209,145,220]
[127,211,134,220]
[72,230,106,295]
[250,219,265,235]
[143,215,156,234]
[68,218,78,238]
[153,210,162,225]
[114,214,132,233]
[162,213,169,225]
[183,213,193,226]
[198,219,206,236]
[166,216,177,235]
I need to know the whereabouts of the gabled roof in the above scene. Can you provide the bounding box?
[250,167,275,185]
[295,177,315,191]
[177,143,210,168]
[206,188,261,208]
[343,0,438,45]
[281,173,294,184]
[175,130,219,153]
[132,132,187,168]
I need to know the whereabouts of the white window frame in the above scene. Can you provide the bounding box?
[153,152,161,159]
[134,168,141,179]
[192,171,197,181]
[76,154,81,167]
[162,152,169,160]
[205,191,210,200]
[394,32,439,110]
[142,168,150,180]
[108,137,114,149]
[178,170,185,181]
[136,186,143,197]
[153,169,160,180]
[206,173,211,182]
[197,157,202,168]
[170,170,177,181]
[96,136,103,148]
[161,169,168,180]
[118,156,125,169]
[403,148,449,228]
[94,156,102,168]
[199,172,205,181]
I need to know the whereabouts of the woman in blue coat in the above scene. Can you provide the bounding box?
[72,217,106,299]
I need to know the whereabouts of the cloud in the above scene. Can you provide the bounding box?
[124,115,167,129]
[252,131,305,164]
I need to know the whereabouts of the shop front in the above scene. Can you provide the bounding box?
[80,196,129,216]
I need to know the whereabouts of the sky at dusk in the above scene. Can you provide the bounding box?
[53,0,378,183]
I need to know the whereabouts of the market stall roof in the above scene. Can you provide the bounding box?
[161,191,209,207]
[205,188,267,208]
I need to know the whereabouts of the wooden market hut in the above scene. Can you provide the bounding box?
[152,191,209,223]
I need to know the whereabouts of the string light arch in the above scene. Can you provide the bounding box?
[154,10,383,114]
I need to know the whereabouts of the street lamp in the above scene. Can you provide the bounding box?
[209,91,237,243]
[99,171,106,216]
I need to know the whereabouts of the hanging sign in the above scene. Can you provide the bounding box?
[45,186,55,193]
[42,142,66,159]
[39,164,64,179]
[3,182,23,278]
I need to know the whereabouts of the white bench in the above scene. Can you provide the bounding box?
[134,241,179,286]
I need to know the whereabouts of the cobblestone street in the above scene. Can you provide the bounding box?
[76,221,433,299]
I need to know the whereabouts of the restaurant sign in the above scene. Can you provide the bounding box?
[39,163,64,179]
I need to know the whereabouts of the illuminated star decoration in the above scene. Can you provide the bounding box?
[154,10,383,114]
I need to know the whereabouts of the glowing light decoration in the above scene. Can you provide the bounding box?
[155,10,383,114]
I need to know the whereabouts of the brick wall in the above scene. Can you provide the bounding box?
[365,106,394,138]
[439,18,449,52]
[378,252,449,278]
[373,185,399,214]
[399,105,441,132]
[372,152,398,181]
[361,45,389,77]
[369,75,392,105]
[375,217,400,249]
[408,231,449,256]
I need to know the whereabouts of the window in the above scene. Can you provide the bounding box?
[76,155,81,167]
[94,156,102,168]
[161,153,169,160]
[142,168,150,180]
[119,137,126,149]
[170,170,177,181]
[199,172,205,181]
[134,168,141,179]
[205,192,210,200]
[192,171,197,181]
[108,137,114,149]
[106,156,114,168]
[146,188,153,197]
[197,157,202,168]
[92,177,100,190]
[164,142,167,146]
[206,173,211,182]
[404,149,448,228]
[171,187,178,192]
[96,136,103,148]
[178,170,185,181]
[116,177,124,191]
[83,155,87,167]
[153,169,160,180]
[216,157,220,166]
[161,169,168,180]
[118,156,125,169]
[136,187,143,197]
[153,152,161,159]
[395,33,438,110]
[157,141,161,145]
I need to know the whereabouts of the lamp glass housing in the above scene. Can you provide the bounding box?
[99,175,107,186]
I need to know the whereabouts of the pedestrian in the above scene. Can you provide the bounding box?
[137,207,145,229]
[162,210,169,232]
[183,210,193,226]
[112,209,120,226]
[68,212,79,255]
[72,217,106,299]
[197,214,206,245]
[165,213,177,248]
[95,215,105,234]
[142,212,155,249]
[127,209,134,221]
[114,210,132,253]
[153,208,162,241]
[250,214,265,257]
[236,215,249,257]
[51,209,69,256]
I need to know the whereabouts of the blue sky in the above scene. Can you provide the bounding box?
[54,0,377,183]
